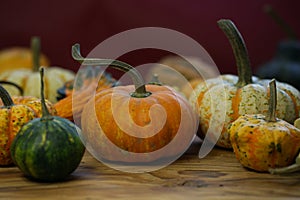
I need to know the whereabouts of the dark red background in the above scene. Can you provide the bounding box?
[1,0,299,77]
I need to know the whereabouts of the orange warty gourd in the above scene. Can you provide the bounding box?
[228,79,300,172]
[72,44,198,163]
[189,19,300,149]
[6,96,57,118]
[0,85,36,166]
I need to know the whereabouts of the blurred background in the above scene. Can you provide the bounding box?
[1,0,299,76]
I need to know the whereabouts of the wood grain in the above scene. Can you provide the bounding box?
[1,138,300,200]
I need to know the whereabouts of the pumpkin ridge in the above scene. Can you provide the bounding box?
[195,85,213,112]
[11,121,36,176]
[246,127,261,168]
[269,125,279,168]
[285,126,300,163]
[6,109,13,152]
[231,88,242,120]
[24,124,39,177]
[284,90,299,118]
[7,105,34,162]
[95,86,181,153]
[21,76,29,95]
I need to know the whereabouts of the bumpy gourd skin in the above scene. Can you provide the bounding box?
[0,96,57,118]
[228,114,300,172]
[0,105,35,165]
[11,96,57,117]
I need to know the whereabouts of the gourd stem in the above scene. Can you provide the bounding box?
[0,85,14,107]
[39,67,53,120]
[264,4,297,40]
[269,163,300,174]
[148,74,162,86]
[217,19,253,87]
[72,44,151,98]
[265,79,277,122]
[31,37,41,72]
[0,81,24,95]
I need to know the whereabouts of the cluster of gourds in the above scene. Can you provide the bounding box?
[1,16,300,183]
[0,37,87,181]
[0,67,85,182]
[0,37,75,103]
[189,19,300,173]
[0,37,199,179]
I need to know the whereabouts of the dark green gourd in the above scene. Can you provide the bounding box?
[255,5,300,90]
[10,67,85,182]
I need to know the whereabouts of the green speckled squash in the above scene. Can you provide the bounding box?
[10,67,85,182]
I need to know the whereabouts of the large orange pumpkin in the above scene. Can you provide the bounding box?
[72,44,198,164]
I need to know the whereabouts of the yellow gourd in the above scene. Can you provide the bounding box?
[228,79,300,172]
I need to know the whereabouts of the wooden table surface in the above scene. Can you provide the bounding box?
[1,138,300,200]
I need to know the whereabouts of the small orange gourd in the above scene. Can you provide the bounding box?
[228,79,300,172]
[0,85,36,166]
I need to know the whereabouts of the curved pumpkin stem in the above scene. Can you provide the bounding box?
[0,81,23,95]
[0,85,14,107]
[71,44,151,98]
[217,19,253,87]
[31,36,41,72]
[265,79,277,122]
[39,67,53,120]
